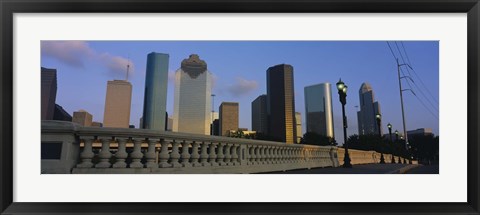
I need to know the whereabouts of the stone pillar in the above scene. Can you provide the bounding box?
[209,142,218,166]
[224,143,232,166]
[130,138,144,168]
[95,138,112,168]
[113,138,128,168]
[190,141,201,167]
[145,139,157,168]
[216,143,225,166]
[77,138,95,168]
[158,139,171,168]
[200,142,209,166]
[181,141,192,167]
[170,140,181,168]
[231,144,239,166]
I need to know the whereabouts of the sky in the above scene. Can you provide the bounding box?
[41,41,439,144]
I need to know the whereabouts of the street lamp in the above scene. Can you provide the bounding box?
[375,113,385,164]
[395,130,399,141]
[387,123,395,163]
[336,79,352,168]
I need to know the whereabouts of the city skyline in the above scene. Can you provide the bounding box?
[40,41,439,144]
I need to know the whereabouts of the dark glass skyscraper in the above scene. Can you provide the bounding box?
[266,64,296,144]
[251,94,268,134]
[41,67,57,120]
[142,52,169,130]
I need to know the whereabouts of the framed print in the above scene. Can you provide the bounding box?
[1,0,479,214]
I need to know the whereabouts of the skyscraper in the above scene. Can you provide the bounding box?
[219,102,239,136]
[142,52,169,130]
[251,94,268,134]
[103,80,132,128]
[266,64,296,144]
[173,54,212,135]
[295,112,302,143]
[357,82,382,135]
[72,110,93,126]
[41,67,57,120]
[304,83,335,138]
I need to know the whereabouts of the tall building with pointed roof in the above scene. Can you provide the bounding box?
[173,54,212,135]
[357,82,382,135]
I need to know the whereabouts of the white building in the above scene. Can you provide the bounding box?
[173,54,212,135]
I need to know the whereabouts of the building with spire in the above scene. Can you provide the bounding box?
[357,82,382,135]
[142,52,169,130]
[173,54,212,135]
[103,79,132,128]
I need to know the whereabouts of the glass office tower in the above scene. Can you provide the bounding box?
[266,64,296,144]
[173,54,212,135]
[304,83,335,139]
[142,52,169,130]
[357,82,382,135]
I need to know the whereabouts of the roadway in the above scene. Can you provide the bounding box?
[262,163,426,174]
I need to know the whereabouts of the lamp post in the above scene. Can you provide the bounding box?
[336,79,352,168]
[395,129,399,141]
[375,113,385,164]
[387,123,395,163]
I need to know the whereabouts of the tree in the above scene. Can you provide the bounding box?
[302,132,336,146]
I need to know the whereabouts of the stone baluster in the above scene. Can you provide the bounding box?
[249,145,256,165]
[113,138,128,168]
[145,139,157,168]
[200,142,209,166]
[77,137,95,168]
[216,142,225,166]
[295,148,302,163]
[272,146,278,164]
[267,146,273,164]
[254,145,261,164]
[158,139,171,168]
[224,143,232,165]
[231,144,239,166]
[279,147,285,163]
[258,145,265,164]
[130,138,144,168]
[209,142,218,166]
[95,138,112,168]
[170,140,181,167]
[190,141,201,167]
[181,140,192,167]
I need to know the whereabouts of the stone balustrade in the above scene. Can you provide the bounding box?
[41,121,339,174]
[41,121,417,174]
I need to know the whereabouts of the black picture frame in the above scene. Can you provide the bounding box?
[1,0,479,214]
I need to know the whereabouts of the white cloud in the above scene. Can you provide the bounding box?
[98,53,134,78]
[41,41,94,68]
[42,41,135,78]
[227,77,258,97]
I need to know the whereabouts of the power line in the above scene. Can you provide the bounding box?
[399,66,439,114]
[399,42,439,104]
[394,41,439,112]
[386,41,439,120]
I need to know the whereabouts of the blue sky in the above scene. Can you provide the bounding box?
[41,41,439,144]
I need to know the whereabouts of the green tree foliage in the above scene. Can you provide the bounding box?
[301,132,337,146]
[408,134,439,164]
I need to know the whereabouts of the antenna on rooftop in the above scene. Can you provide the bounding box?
[126,54,130,81]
